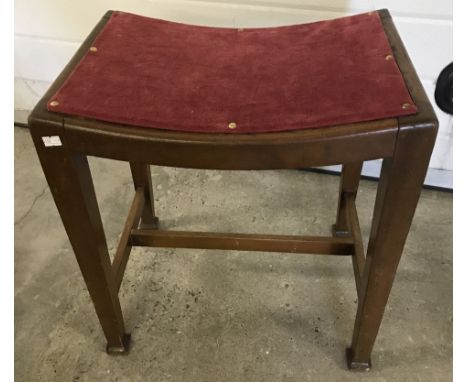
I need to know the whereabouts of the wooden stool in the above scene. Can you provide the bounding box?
[28,9,437,370]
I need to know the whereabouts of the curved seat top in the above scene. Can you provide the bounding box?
[46,10,416,135]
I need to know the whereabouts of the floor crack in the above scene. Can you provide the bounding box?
[14,185,48,226]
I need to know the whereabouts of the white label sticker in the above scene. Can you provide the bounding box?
[42,136,62,147]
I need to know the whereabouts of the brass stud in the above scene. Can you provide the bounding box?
[401,103,411,109]
[385,54,393,61]
[89,46,98,53]
[228,122,237,129]
[49,101,59,107]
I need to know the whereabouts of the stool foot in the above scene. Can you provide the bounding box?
[346,348,371,371]
[139,216,159,230]
[331,224,350,238]
[106,333,132,355]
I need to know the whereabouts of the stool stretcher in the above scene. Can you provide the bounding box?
[345,193,366,298]
[130,229,355,255]
[112,189,367,298]
[111,187,145,292]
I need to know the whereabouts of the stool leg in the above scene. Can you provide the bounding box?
[347,126,437,370]
[333,162,363,237]
[130,163,159,228]
[32,139,130,353]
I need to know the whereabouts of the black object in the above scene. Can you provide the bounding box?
[435,63,453,115]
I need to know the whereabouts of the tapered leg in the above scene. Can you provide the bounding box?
[31,130,130,353]
[130,162,159,228]
[347,126,437,370]
[333,162,363,237]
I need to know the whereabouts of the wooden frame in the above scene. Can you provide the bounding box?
[28,9,438,370]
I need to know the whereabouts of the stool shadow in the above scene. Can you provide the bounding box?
[269,309,352,370]
[371,343,452,371]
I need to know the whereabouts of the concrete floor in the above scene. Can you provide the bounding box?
[14,127,452,381]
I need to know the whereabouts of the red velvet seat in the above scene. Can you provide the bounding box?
[47,11,416,134]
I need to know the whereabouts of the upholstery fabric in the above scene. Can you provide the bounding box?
[47,11,417,134]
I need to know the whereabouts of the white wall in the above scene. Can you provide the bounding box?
[14,0,453,187]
